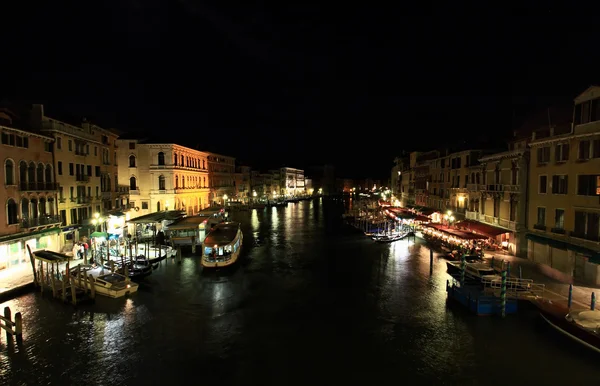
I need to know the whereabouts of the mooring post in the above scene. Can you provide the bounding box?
[429,249,433,275]
[501,270,507,318]
[491,256,495,269]
[518,266,522,280]
[4,306,11,340]
[61,276,67,302]
[50,266,57,298]
[568,284,573,311]
[591,292,596,311]
[70,276,77,305]
[14,312,22,343]
[77,264,82,288]
[506,261,511,278]
[460,255,466,286]
[88,274,96,299]
[177,246,182,264]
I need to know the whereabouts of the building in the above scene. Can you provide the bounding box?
[527,87,600,284]
[27,105,122,247]
[234,165,252,203]
[280,167,305,196]
[1,110,61,275]
[117,139,210,217]
[464,143,527,256]
[206,152,235,205]
[391,156,408,200]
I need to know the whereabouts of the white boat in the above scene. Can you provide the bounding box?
[201,222,243,268]
[166,210,226,247]
[71,265,139,298]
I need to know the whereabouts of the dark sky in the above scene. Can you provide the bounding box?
[3,3,598,178]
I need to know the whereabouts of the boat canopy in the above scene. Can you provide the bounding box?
[32,250,71,263]
[168,216,211,230]
[204,222,240,246]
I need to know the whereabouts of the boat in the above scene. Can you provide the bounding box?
[446,260,499,282]
[102,258,153,280]
[373,231,412,243]
[166,210,226,247]
[533,298,600,354]
[201,222,243,268]
[70,265,138,298]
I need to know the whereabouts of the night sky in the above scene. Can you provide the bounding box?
[3,3,598,178]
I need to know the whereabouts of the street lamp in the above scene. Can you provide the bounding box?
[223,194,228,206]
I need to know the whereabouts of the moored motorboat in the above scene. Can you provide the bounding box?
[201,222,243,268]
[70,265,138,298]
[533,298,600,354]
[446,260,499,283]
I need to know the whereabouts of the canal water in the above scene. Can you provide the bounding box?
[1,198,599,385]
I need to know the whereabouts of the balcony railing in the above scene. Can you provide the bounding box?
[76,174,90,183]
[21,215,62,229]
[76,196,92,204]
[130,189,140,195]
[466,183,479,191]
[19,182,59,191]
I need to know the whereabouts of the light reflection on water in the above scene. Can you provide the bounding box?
[1,199,600,385]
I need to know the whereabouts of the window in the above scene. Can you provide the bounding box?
[94,146,98,156]
[573,211,600,242]
[158,152,165,166]
[555,143,569,162]
[5,159,14,185]
[129,142,136,149]
[68,140,72,151]
[95,166,101,177]
[593,139,600,158]
[551,175,568,194]
[57,161,62,175]
[554,209,565,229]
[44,142,52,152]
[538,175,547,193]
[536,207,546,226]
[87,165,92,176]
[578,140,590,160]
[57,137,62,149]
[6,198,18,225]
[537,147,550,164]
[96,186,99,197]
[129,155,136,167]
[69,163,74,176]
[142,201,149,210]
[130,176,137,190]
[158,175,166,190]
[577,174,599,196]
[45,165,52,184]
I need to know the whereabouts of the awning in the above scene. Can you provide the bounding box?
[127,210,186,224]
[0,227,61,244]
[427,224,486,240]
[526,233,600,264]
[455,219,508,237]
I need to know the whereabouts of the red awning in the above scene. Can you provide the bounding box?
[455,219,508,237]
[426,224,483,240]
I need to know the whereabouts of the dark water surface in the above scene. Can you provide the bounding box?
[1,198,599,385]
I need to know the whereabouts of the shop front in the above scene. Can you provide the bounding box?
[0,227,61,273]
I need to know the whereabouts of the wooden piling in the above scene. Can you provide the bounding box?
[14,312,22,343]
[88,274,96,299]
[50,266,57,298]
[83,271,89,294]
[61,275,67,302]
[77,264,82,288]
[40,263,45,292]
[4,306,11,340]
[177,246,182,264]
[70,276,77,305]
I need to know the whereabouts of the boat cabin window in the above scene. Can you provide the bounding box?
[204,247,213,256]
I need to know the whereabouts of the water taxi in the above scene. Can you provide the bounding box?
[71,265,138,298]
[167,209,226,248]
[201,222,243,268]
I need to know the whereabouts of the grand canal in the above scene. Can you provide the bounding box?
[1,198,599,385]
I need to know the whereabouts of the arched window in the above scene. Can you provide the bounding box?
[45,164,53,185]
[130,176,137,190]
[37,163,44,183]
[21,198,29,220]
[4,159,14,185]
[157,201,161,212]
[19,161,27,186]
[129,155,136,167]
[175,175,179,189]
[174,153,178,166]
[6,198,18,225]
[157,152,165,166]
[180,155,184,165]
[158,175,166,190]
[28,162,35,183]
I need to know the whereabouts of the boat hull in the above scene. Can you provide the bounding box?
[534,299,600,354]
[201,247,241,268]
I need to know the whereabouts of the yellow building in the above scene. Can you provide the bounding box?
[206,152,235,205]
[464,141,528,256]
[527,87,600,285]
[0,110,61,274]
[117,139,210,217]
[28,105,122,247]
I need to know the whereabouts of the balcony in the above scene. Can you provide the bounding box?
[76,196,92,204]
[19,182,59,191]
[130,189,140,195]
[21,215,62,229]
[570,231,600,242]
[533,224,546,231]
[485,184,503,192]
[466,211,517,230]
[74,149,88,157]
[76,174,90,183]
[466,183,479,191]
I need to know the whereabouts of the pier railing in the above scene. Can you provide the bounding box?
[482,277,546,298]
